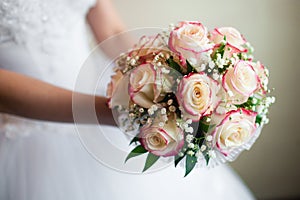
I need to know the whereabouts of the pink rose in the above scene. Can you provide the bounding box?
[213,108,257,156]
[176,72,220,121]
[169,21,213,67]
[210,27,247,57]
[222,61,259,105]
[140,114,184,157]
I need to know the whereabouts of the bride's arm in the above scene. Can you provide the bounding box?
[87,0,125,43]
[0,69,116,126]
[87,0,134,57]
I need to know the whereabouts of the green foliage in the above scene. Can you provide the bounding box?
[125,145,147,163]
[184,154,197,177]
[174,154,185,167]
[129,136,140,145]
[166,56,183,74]
[186,59,196,74]
[143,153,160,172]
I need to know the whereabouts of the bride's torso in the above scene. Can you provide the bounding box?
[0,0,98,138]
[0,0,96,86]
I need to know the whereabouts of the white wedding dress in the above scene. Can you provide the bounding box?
[0,0,255,199]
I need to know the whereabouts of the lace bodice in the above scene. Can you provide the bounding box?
[0,0,96,45]
[0,0,97,139]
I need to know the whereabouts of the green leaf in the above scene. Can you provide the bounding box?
[204,153,210,165]
[186,59,195,74]
[200,121,216,133]
[167,57,182,73]
[184,154,197,177]
[142,153,160,172]
[125,145,147,163]
[129,136,140,145]
[255,115,262,125]
[174,154,185,167]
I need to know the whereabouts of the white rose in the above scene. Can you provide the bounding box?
[213,108,257,156]
[140,114,184,157]
[222,61,259,105]
[169,21,213,67]
[176,72,220,121]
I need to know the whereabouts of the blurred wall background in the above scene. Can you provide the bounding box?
[112,0,300,199]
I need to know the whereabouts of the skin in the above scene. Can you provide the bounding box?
[0,0,127,126]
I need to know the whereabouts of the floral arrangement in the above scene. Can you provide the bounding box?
[107,21,275,176]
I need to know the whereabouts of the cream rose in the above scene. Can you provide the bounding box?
[211,27,247,53]
[107,70,130,108]
[213,109,257,156]
[140,114,184,157]
[107,70,123,99]
[250,61,269,93]
[129,63,171,108]
[176,73,220,121]
[169,21,213,67]
[222,61,259,105]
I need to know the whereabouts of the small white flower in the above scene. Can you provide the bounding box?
[209,61,215,69]
[167,99,173,105]
[252,98,258,104]
[148,108,154,115]
[161,108,166,115]
[195,150,202,158]
[130,59,136,65]
[264,118,269,124]
[186,134,194,143]
[271,96,276,104]
[196,64,206,72]
[265,68,270,77]
[187,150,195,156]
[161,67,170,74]
[186,119,192,124]
[200,145,207,152]
[162,115,168,122]
[206,135,213,142]
[257,105,264,114]
[182,123,188,129]
[188,143,195,149]
[185,126,194,133]
[139,108,144,113]
[212,73,219,80]
[178,152,184,157]
[208,150,216,158]
[151,105,158,111]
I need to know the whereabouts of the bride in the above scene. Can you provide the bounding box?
[0,0,255,199]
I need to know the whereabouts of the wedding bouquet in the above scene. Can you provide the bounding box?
[107,21,275,176]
